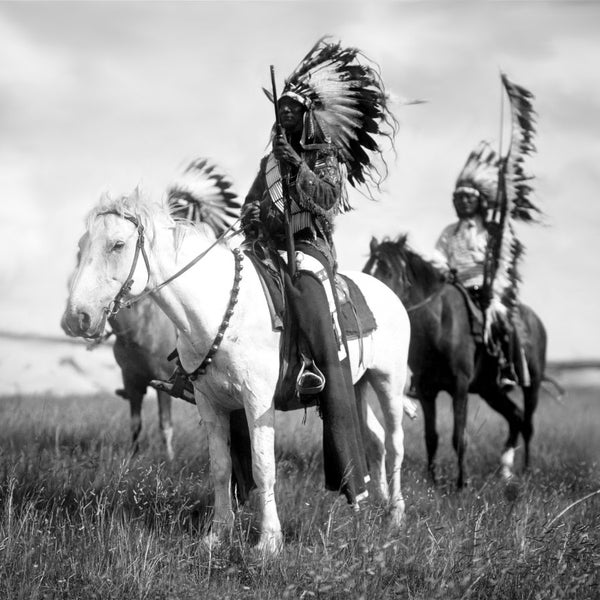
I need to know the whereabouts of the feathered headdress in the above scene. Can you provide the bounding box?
[269,37,398,199]
[167,158,241,236]
[453,141,501,214]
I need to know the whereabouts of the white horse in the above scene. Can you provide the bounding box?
[61,158,242,462]
[62,188,411,554]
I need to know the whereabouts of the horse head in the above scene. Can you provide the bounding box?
[364,235,414,303]
[364,234,445,308]
[61,189,163,339]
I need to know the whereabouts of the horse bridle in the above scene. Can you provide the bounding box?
[370,253,442,313]
[98,212,151,317]
[96,210,244,380]
[98,210,241,317]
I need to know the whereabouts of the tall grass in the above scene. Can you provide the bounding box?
[0,386,598,599]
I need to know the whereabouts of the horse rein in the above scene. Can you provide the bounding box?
[96,210,245,379]
[98,210,241,317]
[405,286,444,313]
[368,253,443,314]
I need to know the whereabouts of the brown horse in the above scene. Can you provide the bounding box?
[364,235,548,487]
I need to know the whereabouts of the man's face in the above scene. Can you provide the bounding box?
[453,191,481,219]
[278,98,305,133]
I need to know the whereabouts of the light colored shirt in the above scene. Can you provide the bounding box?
[434,217,488,288]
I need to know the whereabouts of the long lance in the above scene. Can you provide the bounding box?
[270,65,296,278]
[482,75,511,329]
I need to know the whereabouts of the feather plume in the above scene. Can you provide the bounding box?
[279,37,398,203]
[500,73,540,223]
[484,74,539,329]
[167,158,241,236]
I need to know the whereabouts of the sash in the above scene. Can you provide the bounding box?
[265,153,313,234]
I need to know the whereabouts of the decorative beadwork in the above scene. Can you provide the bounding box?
[189,248,244,380]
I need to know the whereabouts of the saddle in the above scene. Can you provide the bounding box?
[451,282,485,343]
[245,248,377,411]
[452,282,530,387]
[245,250,377,341]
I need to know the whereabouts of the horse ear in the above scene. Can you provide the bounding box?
[369,236,379,253]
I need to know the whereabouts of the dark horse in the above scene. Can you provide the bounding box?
[364,235,548,487]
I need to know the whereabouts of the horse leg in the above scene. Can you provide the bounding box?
[451,379,470,489]
[522,383,540,469]
[243,401,282,555]
[419,391,439,486]
[366,369,406,527]
[127,391,143,457]
[156,390,174,461]
[194,396,234,545]
[479,387,524,480]
[355,377,388,503]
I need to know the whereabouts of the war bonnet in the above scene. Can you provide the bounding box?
[268,37,398,207]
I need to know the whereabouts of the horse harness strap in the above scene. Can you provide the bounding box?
[98,209,241,316]
[406,286,444,313]
[126,218,241,307]
[183,247,244,381]
[100,212,151,317]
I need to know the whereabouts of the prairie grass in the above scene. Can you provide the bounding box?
[0,385,598,599]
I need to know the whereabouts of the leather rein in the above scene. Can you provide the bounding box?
[96,211,243,379]
[406,286,445,313]
[98,211,240,316]
[369,253,444,314]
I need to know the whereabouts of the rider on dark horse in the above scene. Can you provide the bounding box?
[432,141,528,390]
[240,37,397,505]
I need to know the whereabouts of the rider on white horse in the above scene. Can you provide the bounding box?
[240,38,398,505]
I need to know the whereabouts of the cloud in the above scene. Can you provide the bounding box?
[0,2,598,361]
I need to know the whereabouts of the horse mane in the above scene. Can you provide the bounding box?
[377,234,444,290]
[86,187,217,247]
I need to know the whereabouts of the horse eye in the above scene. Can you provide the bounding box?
[111,241,125,252]
[378,262,390,277]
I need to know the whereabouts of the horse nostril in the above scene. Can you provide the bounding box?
[78,311,91,332]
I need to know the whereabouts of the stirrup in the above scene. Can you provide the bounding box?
[150,367,195,404]
[499,377,517,390]
[498,366,517,390]
[296,357,326,397]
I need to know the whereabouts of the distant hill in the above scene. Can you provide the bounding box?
[1,330,599,397]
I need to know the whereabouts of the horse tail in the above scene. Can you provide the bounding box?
[541,374,567,405]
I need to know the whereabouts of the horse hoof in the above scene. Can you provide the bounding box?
[385,501,405,531]
[255,532,283,557]
[202,532,224,550]
[504,480,520,502]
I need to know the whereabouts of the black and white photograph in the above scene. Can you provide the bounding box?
[0,2,598,598]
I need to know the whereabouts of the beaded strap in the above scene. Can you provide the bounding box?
[188,248,244,381]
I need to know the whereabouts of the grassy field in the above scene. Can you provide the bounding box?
[0,383,598,599]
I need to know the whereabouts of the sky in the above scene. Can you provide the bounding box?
[0,1,598,362]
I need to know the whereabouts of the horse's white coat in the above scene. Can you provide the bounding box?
[63,194,411,554]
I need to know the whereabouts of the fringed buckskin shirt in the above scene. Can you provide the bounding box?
[243,143,343,253]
